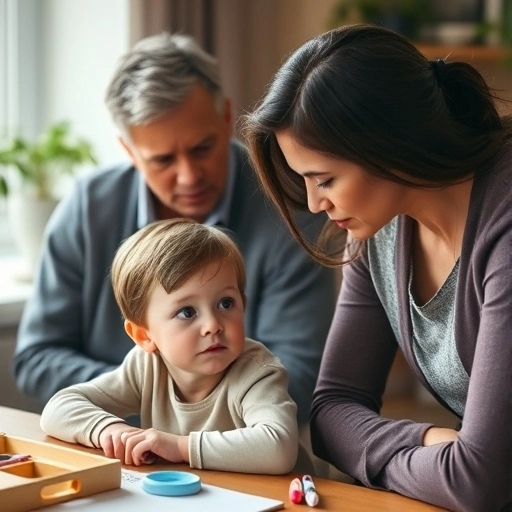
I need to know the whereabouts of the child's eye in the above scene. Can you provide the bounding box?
[176,306,196,319]
[219,297,234,310]
[316,178,333,189]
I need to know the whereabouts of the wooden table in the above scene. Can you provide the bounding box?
[0,406,447,511]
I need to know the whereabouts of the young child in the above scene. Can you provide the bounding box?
[40,219,299,474]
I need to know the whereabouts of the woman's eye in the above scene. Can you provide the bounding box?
[316,178,333,189]
[219,297,234,310]
[176,306,196,319]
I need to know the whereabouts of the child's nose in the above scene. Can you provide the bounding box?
[201,314,223,337]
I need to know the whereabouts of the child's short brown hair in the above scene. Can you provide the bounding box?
[111,218,246,325]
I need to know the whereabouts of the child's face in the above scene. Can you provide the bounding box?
[130,259,245,383]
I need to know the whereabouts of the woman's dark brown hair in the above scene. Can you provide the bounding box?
[243,24,511,267]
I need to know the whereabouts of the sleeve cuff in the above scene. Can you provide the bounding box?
[188,431,203,469]
[90,417,127,448]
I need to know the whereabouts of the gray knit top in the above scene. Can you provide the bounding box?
[409,258,468,417]
[369,219,468,416]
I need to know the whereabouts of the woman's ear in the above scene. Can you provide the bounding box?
[124,319,157,353]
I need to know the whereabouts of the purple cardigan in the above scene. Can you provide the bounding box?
[311,148,512,512]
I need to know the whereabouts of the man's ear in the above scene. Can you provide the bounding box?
[118,136,137,167]
[124,319,157,353]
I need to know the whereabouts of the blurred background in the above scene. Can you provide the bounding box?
[1,0,511,172]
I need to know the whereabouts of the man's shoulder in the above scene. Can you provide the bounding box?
[51,161,138,232]
[77,161,136,188]
[229,137,249,162]
[70,162,139,207]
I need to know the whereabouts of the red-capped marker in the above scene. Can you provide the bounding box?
[289,477,303,504]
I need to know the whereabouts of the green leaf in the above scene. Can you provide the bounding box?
[0,176,8,196]
[0,120,97,197]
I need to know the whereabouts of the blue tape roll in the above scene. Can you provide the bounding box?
[142,470,202,496]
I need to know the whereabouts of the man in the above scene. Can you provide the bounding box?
[13,33,336,425]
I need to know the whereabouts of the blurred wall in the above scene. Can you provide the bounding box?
[40,0,130,167]
[213,0,338,130]
[36,0,337,167]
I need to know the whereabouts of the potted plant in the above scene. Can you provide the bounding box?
[0,120,97,279]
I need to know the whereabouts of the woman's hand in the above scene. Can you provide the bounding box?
[422,427,458,447]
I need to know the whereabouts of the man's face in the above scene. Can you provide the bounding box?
[121,84,232,223]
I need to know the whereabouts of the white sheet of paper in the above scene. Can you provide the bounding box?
[43,469,284,512]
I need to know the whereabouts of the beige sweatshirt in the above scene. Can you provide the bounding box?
[40,339,298,474]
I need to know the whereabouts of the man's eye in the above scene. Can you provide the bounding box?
[176,307,196,319]
[219,297,234,310]
[150,156,175,169]
[192,144,213,157]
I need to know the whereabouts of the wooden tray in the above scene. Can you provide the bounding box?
[0,433,121,512]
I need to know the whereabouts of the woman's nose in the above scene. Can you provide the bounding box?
[307,189,331,214]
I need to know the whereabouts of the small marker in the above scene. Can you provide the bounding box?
[302,474,319,507]
[288,477,303,504]
[0,454,31,467]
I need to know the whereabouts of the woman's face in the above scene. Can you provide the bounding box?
[276,131,407,240]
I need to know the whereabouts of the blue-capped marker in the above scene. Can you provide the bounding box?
[302,474,319,507]
[142,470,202,496]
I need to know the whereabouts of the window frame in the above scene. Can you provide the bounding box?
[0,0,42,256]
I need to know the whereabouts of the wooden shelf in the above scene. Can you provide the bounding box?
[415,43,511,62]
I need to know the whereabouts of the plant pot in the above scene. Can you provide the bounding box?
[7,195,59,281]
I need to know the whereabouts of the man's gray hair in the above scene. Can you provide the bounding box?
[105,32,223,135]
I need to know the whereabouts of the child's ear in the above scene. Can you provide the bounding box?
[124,319,157,353]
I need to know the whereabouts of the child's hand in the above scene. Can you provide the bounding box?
[98,422,143,463]
[119,428,189,466]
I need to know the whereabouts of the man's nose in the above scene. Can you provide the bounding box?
[176,157,202,185]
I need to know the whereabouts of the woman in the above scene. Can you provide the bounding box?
[243,24,512,512]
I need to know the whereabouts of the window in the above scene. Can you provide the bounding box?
[0,0,41,257]
[0,0,15,256]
